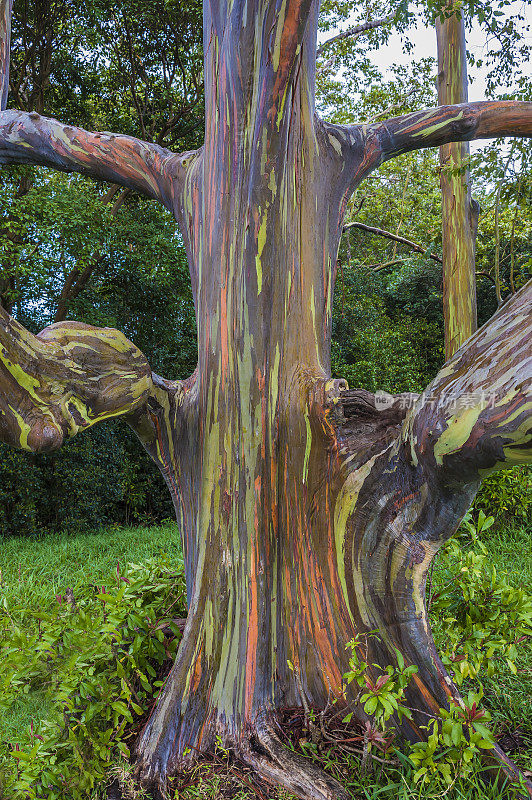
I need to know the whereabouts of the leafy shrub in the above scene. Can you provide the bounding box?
[408,690,495,787]
[432,511,532,686]
[332,509,532,793]
[342,634,417,729]
[0,556,187,799]
[473,465,532,526]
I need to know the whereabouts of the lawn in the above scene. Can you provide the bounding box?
[0,522,183,748]
[0,518,530,799]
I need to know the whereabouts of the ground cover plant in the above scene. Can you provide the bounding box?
[0,523,186,798]
[0,511,530,799]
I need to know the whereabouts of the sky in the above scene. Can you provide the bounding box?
[355,2,531,152]
[380,9,529,92]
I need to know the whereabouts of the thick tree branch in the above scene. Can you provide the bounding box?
[0,109,197,212]
[0,0,197,210]
[328,287,531,796]
[326,101,532,195]
[262,0,316,119]
[0,307,153,452]
[317,12,394,57]
[127,370,198,537]
[404,279,532,482]
[375,101,532,162]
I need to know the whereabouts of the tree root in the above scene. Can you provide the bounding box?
[238,716,351,800]
[134,715,350,800]
[133,705,532,800]
[485,743,532,799]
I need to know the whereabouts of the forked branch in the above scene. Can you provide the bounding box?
[343,221,442,263]
[317,12,395,57]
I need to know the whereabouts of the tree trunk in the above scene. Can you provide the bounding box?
[128,8,532,797]
[131,11,358,793]
[436,4,478,358]
[130,286,532,798]
[0,2,532,798]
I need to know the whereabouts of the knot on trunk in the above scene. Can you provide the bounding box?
[328,388,417,458]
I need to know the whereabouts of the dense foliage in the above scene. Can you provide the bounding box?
[1,0,204,535]
[0,174,197,536]
[0,553,187,798]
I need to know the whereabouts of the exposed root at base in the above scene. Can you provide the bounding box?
[134,754,172,799]
[133,713,351,800]
[238,717,351,800]
[132,706,532,800]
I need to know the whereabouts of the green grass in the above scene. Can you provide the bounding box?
[0,522,182,747]
[482,521,532,583]
[428,518,532,780]
[0,521,182,605]
[464,521,532,770]
[0,519,531,800]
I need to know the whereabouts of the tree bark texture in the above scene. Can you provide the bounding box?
[0,0,11,110]
[436,5,478,358]
[0,2,532,798]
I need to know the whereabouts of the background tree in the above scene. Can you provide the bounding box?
[0,3,531,800]
[436,1,478,358]
[315,0,530,331]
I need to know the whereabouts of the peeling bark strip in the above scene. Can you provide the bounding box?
[0,1,532,798]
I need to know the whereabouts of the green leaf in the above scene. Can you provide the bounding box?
[111,701,133,722]
[364,695,378,715]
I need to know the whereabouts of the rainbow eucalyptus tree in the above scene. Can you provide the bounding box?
[0,0,531,797]
[436,3,478,358]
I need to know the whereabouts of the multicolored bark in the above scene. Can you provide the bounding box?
[0,307,153,452]
[0,0,12,110]
[0,3,531,799]
[436,4,478,358]
[0,109,196,211]
[330,282,531,772]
